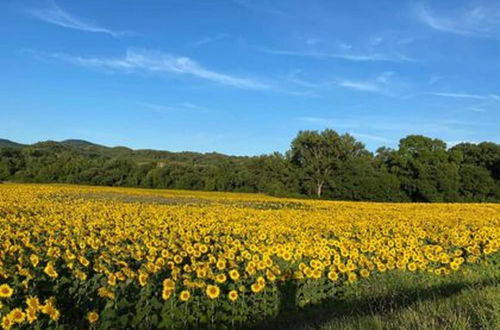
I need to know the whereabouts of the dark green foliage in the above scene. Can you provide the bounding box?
[0,132,498,202]
[458,164,496,201]
[381,135,462,202]
[328,156,408,202]
[290,130,367,197]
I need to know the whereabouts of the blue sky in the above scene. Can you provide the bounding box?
[1,0,499,155]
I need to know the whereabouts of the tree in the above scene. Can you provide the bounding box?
[330,156,406,201]
[451,142,500,181]
[384,135,461,202]
[290,129,366,197]
[458,164,495,201]
[247,153,299,196]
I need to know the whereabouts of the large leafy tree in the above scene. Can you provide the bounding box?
[290,129,366,197]
[384,135,461,202]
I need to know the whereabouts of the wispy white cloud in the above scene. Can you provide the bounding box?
[287,70,398,95]
[190,34,230,47]
[425,92,486,100]
[423,92,500,113]
[425,92,500,100]
[415,3,500,37]
[264,49,414,62]
[338,72,395,94]
[338,81,381,93]
[47,48,269,90]
[30,1,128,37]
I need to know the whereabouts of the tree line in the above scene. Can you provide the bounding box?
[0,130,499,202]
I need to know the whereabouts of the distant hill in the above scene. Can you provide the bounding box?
[0,139,26,148]
[61,139,103,148]
[0,138,247,165]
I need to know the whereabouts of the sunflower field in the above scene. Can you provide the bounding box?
[0,183,498,329]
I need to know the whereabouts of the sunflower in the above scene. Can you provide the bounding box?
[229,269,240,281]
[206,285,220,299]
[251,283,263,293]
[138,273,148,287]
[327,271,338,282]
[49,308,60,321]
[107,274,117,286]
[216,259,226,270]
[26,296,40,309]
[196,268,207,278]
[29,254,39,267]
[9,308,25,324]
[86,311,99,324]
[337,264,347,273]
[228,290,238,302]
[162,287,173,300]
[173,255,183,264]
[98,287,115,300]
[1,315,12,330]
[215,273,227,283]
[26,307,37,324]
[0,284,13,298]
[43,263,58,279]
[266,269,276,282]
[78,256,90,267]
[179,290,191,302]
[360,269,370,278]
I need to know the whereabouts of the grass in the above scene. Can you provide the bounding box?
[253,259,499,330]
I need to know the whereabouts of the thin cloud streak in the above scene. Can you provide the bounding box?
[48,48,270,90]
[30,1,128,37]
[338,81,380,92]
[264,49,414,62]
[425,92,486,99]
[424,92,500,100]
[415,3,500,38]
[337,72,395,94]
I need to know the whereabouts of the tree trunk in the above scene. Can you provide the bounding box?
[316,181,324,198]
